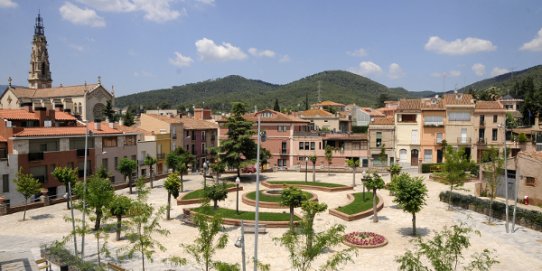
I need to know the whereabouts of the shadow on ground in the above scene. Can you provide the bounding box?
[397,227,430,237]
[31,214,54,220]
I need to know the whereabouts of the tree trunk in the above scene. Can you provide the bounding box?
[167,192,171,220]
[116,215,122,241]
[150,167,154,189]
[289,206,294,229]
[141,249,145,271]
[448,185,453,210]
[312,164,315,182]
[237,167,241,179]
[66,195,71,209]
[412,212,417,236]
[23,198,28,221]
[372,189,378,223]
[213,199,218,209]
[97,233,101,265]
[128,176,133,194]
[180,173,184,192]
[95,208,102,230]
[352,169,356,187]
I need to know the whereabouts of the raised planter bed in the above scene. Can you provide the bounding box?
[262,180,353,192]
[177,185,243,205]
[242,190,318,208]
[329,193,384,221]
[184,206,299,228]
[343,232,388,248]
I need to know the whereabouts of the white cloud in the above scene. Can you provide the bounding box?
[79,0,183,23]
[388,63,404,79]
[491,67,509,77]
[169,51,193,67]
[195,0,215,6]
[424,36,496,55]
[279,55,290,63]
[195,38,247,61]
[431,70,461,78]
[353,61,382,77]
[60,2,106,27]
[248,48,276,58]
[471,63,486,76]
[347,48,367,57]
[0,0,17,8]
[520,27,542,52]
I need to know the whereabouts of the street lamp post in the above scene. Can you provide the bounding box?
[235,220,246,271]
[499,123,509,233]
[80,121,91,259]
[361,170,367,201]
[236,177,241,214]
[203,160,209,188]
[304,157,308,183]
[254,114,261,271]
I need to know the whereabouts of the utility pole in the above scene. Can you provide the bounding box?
[253,114,261,271]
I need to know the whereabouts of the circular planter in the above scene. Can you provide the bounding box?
[242,190,318,209]
[343,232,388,248]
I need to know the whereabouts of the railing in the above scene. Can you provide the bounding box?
[456,137,472,144]
[28,152,44,161]
[423,121,444,127]
[479,120,485,126]
[157,153,166,160]
[477,138,487,145]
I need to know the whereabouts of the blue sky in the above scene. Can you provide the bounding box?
[1,0,542,97]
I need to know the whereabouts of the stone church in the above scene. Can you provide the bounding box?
[0,13,114,121]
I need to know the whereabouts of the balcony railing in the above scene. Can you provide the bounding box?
[76,148,89,157]
[28,152,44,161]
[157,153,166,160]
[477,138,487,145]
[457,137,472,145]
[479,120,485,126]
[423,121,444,127]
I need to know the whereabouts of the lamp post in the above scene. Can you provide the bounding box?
[499,123,509,233]
[236,177,241,214]
[304,157,308,183]
[203,160,209,188]
[80,121,91,259]
[361,170,367,201]
[254,113,261,271]
[235,220,246,271]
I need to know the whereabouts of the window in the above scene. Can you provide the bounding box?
[202,131,206,141]
[448,112,471,121]
[131,155,137,161]
[493,115,498,123]
[424,115,443,125]
[479,115,485,125]
[304,142,310,150]
[278,159,287,167]
[2,174,8,193]
[399,114,417,123]
[185,130,190,137]
[114,157,119,169]
[399,149,407,162]
[376,132,382,147]
[436,133,443,144]
[103,137,118,148]
[0,145,6,159]
[125,135,136,146]
[424,150,433,162]
[492,129,498,141]
[411,129,419,144]
[526,177,536,187]
[192,144,195,155]
[191,131,195,139]
[299,142,304,150]
[202,143,206,154]
[282,142,287,154]
[102,158,108,171]
[310,142,315,150]
[278,125,289,132]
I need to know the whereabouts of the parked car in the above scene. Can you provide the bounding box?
[241,166,256,173]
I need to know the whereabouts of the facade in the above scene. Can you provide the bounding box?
[473,101,506,162]
[515,151,542,206]
[395,99,422,167]
[443,93,476,160]
[345,104,371,127]
[298,108,340,132]
[420,97,446,163]
[368,117,396,166]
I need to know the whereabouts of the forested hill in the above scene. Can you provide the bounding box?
[459,65,542,94]
[116,70,436,112]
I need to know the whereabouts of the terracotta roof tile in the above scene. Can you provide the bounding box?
[13,122,122,137]
[116,125,151,135]
[370,117,394,125]
[0,109,40,120]
[244,109,309,123]
[443,93,474,105]
[8,84,101,99]
[144,114,183,124]
[322,133,367,140]
[421,98,444,110]
[475,101,504,110]
[54,111,77,121]
[313,100,345,106]
[299,109,335,118]
[362,107,385,117]
[178,118,219,130]
[398,99,422,110]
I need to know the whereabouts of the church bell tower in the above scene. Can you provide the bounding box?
[28,12,52,89]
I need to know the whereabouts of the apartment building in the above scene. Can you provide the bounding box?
[298,108,340,131]
[421,97,446,163]
[368,116,396,166]
[443,93,476,160]
[473,101,506,162]
[395,99,422,167]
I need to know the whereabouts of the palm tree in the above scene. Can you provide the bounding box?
[346,158,359,187]
[309,155,317,182]
[118,158,137,194]
[144,155,157,189]
[363,173,385,222]
[164,172,181,220]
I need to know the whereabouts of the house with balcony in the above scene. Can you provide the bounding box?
[443,93,476,160]
[297,108,340,132]
[176,109,219,168]
[395,99,422,167]
[368,117,395,167]
[473,101,507,162]
[421,97,446,163]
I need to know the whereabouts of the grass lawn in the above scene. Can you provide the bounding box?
[245,191,313,203]
[182,184,236,200]
[192,206,298,221]
[336,192,376,215]
[268,180,347,188]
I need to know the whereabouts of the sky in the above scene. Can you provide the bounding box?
[1,0,542,97]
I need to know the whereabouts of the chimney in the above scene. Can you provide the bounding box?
[94,121,102,130]
[194,108,212,120]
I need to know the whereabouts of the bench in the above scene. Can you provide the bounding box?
[244,224,267,234]
[107,262,127,271]
[35,259,51,271]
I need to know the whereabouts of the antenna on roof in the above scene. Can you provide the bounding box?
[97,76,101,85]
[8,76,12,87]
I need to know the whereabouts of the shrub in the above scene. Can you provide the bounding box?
[351,126,368,133]
[518,133,528,143]
[421,163,442,173]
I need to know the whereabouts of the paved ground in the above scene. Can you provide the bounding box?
[0,171,541,271]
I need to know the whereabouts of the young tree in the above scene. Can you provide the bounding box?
[346,158,360,187]
[273,98,281,112]
[481,147,503,224]
[363,173,385,223]
[104,100,115,122]
[440,146,471,208]
[259,147,272,172]
[52,166,77,209]
[396,224,498,271]
[388,163,402,180]
[274,201,356,271]
[118,157,137,194]
[144,155,157,189]
[219,103,257,178]
[15,168,41,221]
[164,172,181,220]
[309,155,317,182]
[74,175,115,230]
[123,111,135,126]
[109,194,133,241]
[280,186,308,229]
[204,183,229,209]
[167,213,230,271]
[121,201,169,271]
[393,173,428,236]
[210,161,226,185]
[324,145,333,175]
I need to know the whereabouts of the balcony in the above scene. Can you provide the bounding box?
[76,148,89,157]
[28,152,44,161]
[479,120,485,127]
[157,153,166,160]
[281,150,288,155]
[423,121,444,127]
[477,138,487,145]
[457,137,472,145]
[435,138,444,144]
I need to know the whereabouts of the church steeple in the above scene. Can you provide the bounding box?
[28,12,52,89]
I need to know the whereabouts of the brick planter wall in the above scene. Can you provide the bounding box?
[329,193,384,221]
[262,181,353,192]
[183,208,298,228]
[242,191,318,208]
[177,186,243,205]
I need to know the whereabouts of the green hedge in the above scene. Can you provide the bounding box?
[439,191,542,231]
[351,126,368,133]
[421,163,442,173]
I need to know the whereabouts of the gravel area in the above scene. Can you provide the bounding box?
[1,171,541,271]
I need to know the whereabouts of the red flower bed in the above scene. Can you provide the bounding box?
[343,231,388,248]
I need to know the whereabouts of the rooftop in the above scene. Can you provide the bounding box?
[475,100,504,111]
[397,99,422,111]
[312,100,345,107]
[6,83,101,99]
[178,118,219,130]
[299,108,335,118]
[243,109,309,123]
[371,116,395,125]
[12,122,122,137]
[443,93,474,106]
[0,109,40,120]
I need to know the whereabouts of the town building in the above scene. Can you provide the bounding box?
[420,96,446,163]
[395,99,422,167]
[473,100,507,162]
[368,116,396,166]
[443,93,476,160]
